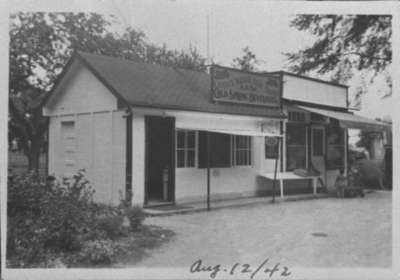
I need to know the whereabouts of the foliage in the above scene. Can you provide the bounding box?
[9,12,206,171]
[285,15,391,80]
[232,46,260,71]
[124,206,146,231]
[79,239,117,265]
[7,170,97,266]
[96,214,125,240]
[356,130,379,151]
[6,169,166,267]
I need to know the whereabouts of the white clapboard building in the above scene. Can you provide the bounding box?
[42,52,387,206]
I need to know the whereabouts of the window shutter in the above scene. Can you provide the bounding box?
[198,131,231,168]
[210,133,231,167]
[198,131,208,168]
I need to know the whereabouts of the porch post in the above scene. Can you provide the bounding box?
[207,131,211,211]
[272,137,280,203]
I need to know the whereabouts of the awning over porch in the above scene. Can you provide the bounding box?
[295,105,390,131]
[175,125,283,137]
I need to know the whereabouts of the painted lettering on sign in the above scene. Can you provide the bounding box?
[212,66,281,107]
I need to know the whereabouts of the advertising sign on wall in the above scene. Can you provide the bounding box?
[211,65,281,107]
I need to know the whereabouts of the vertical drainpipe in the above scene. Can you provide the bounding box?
[206,131,211,211]
[125,109,133,206]
[345,87,349,175]
[207,66,214,211]
[279,71,284,172]
[45,117,50,177]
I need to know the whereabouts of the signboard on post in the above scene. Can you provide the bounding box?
[211,65,281,107]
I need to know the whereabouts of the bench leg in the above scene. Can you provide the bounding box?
[313,178,317,196]
[280,179,284,199]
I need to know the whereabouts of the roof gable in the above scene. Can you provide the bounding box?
[43,58,118,115]
[44,52,284,118]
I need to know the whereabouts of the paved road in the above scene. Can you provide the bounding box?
[130,191,392,268]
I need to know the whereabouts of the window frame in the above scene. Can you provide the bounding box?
[231,135,252,167]
[311,126,325,157]
[176,130,198,168]
[285,114,308,171]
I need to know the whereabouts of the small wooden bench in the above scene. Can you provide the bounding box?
[259,172,324,199]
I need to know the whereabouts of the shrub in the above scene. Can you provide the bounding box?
[79,239,117,265]
[125,206,146,231]
[7,169,96,266]
[96,215,124,240]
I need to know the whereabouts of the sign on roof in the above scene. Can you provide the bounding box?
[211,65,281,107]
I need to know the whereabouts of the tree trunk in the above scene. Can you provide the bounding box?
[27,137,42,173]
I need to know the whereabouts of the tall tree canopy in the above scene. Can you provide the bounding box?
[9,12,206,171]
[285,15,392,86]
[232,46,260,71]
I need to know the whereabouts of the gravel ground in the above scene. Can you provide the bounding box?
[133,191,391,268]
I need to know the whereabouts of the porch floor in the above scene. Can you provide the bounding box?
[143,192,332,217]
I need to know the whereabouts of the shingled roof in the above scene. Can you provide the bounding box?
[66,51,283,118]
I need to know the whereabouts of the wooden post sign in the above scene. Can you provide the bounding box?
[211,65,281,107]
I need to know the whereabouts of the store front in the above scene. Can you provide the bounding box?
[43,52,389,207]
[282,103,388,191]
[284,107,347,190]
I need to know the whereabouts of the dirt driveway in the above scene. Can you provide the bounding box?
[132,191,392,268]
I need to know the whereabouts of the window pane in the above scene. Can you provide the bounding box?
[177,150,185,167]
[248,149,251,165]
[286,123,306,145]
[235,136,242,149]
[236,150,241,165]
[234,136,239,149]
[286,146,306,171]
[187,150,195,167]
[177,131,185,148]
[187,131,195,148]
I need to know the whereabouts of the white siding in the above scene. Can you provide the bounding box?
[283,74,347,108]
[48,111,126,205]
[45,60,126,205]
[43,60,118,116]
[132,115,146,206]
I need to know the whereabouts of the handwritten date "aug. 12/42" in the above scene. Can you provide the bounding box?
[190,258,291,279]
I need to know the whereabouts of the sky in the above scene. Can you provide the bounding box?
[3,0,396,120]
[107,0,316,71]
[102,0,393,120]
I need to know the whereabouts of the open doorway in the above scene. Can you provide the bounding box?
[311,125,326,183]
[145,116,175,205]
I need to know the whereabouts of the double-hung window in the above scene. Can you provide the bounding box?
[176,130,196,168]
[196,132,252,168]
[231,135,252,166]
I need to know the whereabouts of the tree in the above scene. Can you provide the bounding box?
[232,46,260,71]
[285,15,392,87]
[10,13,116,171]
[9,12,206,171]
